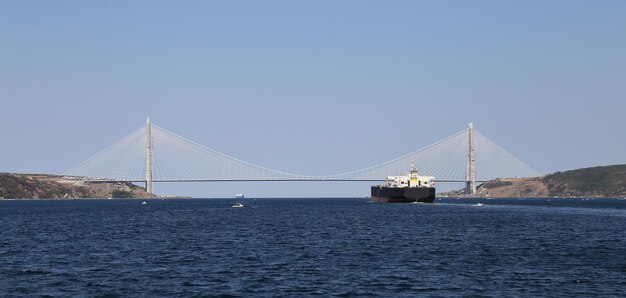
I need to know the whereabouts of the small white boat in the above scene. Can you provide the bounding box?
[141,201,148,205]
[232,203,244,208]
[235,193,245,199]
[474,203,484,207]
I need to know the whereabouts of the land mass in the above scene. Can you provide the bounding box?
[0,173,154,199]
[2,164,626,199]
[444,164,626,198]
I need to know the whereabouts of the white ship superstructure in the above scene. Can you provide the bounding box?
[385,165,435,188]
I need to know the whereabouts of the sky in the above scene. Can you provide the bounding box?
[1,1,625,197]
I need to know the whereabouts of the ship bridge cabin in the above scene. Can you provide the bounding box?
[386,166,435,188]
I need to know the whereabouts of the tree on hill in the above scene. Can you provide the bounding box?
[112,189,133,198]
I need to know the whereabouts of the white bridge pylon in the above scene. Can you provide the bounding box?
[64,120,541,188]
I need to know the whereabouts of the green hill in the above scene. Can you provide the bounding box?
[447,164,626,198]
[542,164,626,197]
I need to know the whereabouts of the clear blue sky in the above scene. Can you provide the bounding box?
[1,1,625,197]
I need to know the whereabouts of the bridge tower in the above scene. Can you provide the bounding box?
[145,117,153,195]
[465,122,477,194]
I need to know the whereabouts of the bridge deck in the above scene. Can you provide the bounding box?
[70,179,484,183]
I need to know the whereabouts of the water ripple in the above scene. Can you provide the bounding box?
[1,198,625,296]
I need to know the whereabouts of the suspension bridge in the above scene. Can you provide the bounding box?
[64,118,540,195]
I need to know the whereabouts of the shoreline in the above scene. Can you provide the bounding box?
[2,196,626,201]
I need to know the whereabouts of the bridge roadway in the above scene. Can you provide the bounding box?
[72,178,486,183]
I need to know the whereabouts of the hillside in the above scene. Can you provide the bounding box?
[0,173,154,199]
[477,177,549,197]
[542,165,626,197]
[448,164,626,198]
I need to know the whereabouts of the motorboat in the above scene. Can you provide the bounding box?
[232,203,244,208]
[474,202,484,207]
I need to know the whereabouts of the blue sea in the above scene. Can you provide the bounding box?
[1,198,625,297]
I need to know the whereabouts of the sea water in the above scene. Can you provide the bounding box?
[1,198,625,297]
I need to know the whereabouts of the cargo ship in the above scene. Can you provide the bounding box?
[371,165,436,203]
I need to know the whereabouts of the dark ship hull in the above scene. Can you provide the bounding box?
[371,186,436,203]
